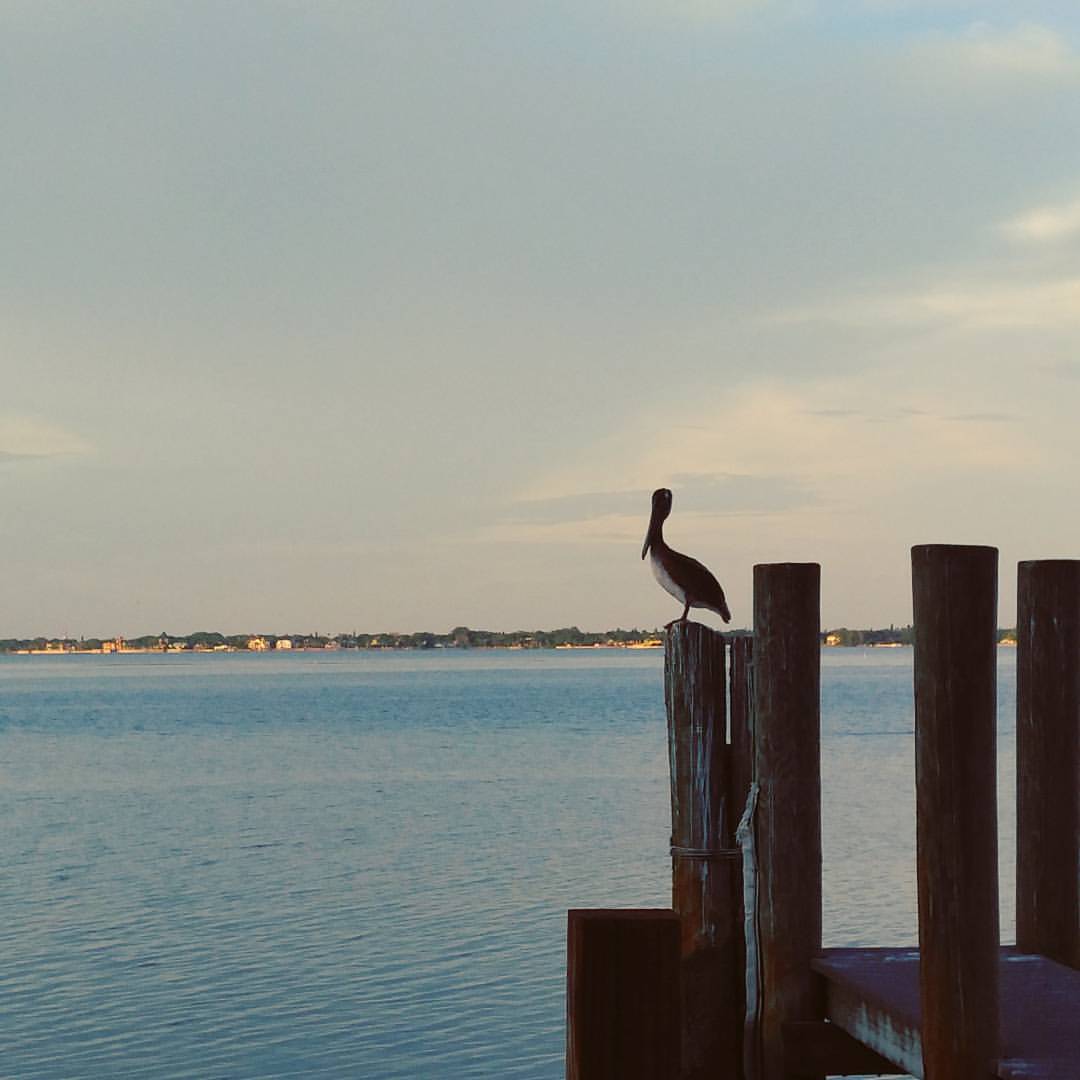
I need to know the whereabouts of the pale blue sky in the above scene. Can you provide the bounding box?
[5,1,1080,636]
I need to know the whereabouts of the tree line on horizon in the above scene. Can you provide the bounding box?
[824,625,1018,646]
[0,626,666,653]
[1,623,1021,654]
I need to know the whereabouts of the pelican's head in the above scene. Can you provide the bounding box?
[641,488,673,559]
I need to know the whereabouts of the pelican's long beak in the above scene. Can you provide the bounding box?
[641,512,660,560]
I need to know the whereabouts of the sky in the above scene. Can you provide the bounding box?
[5,1,1080,637]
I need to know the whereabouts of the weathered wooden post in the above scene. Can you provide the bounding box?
[911,544,1000,1078]
[1017,559,1080,969]
[752,563,822,1080]
[566,909,682,1080]
[665,621,741,1078]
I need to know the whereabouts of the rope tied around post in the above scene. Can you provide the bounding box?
[670,844,742,861]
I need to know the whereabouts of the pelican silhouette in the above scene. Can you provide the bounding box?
[641,488,731,627]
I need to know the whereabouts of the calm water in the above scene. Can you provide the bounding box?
[0,648,1017,1078]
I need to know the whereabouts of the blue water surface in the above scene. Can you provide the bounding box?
[0,647,1017,1078]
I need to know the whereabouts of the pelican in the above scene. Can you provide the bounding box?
[641,487,731,627]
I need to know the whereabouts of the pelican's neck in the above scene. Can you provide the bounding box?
[647,514,668,556]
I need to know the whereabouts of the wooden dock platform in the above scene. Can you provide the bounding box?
[814,946,1080,1079]
[567,548,1079,1080]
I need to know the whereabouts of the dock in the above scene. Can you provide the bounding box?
[566,547,1080,1080]
[814,948,1080,1079]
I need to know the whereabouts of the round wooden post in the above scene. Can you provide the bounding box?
[752,563,822,1080]
[665,620,740,1079]
[1017,559,1080,968]
[566,909,682,1080]
[911,544,1000,1078]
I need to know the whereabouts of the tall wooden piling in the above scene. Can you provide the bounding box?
[752,563,822,1080]
[911,544,1000,1078]
[1017,559,1080,969]
[566,909,681,1080]
[665,621,740,1078]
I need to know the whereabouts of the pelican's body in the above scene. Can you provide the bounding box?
[642,488,731,626]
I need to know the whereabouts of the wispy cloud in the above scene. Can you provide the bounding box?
[0,416,93,462]
[804,404,1002,424]
[470,513,643,547]
[612,0,773,23]
[509,473,816,523]
[858,1,982,10]
[507,489,645,522]
[944,411,1021,423]
[905,22,1080,82]
[472,472,818,546]
[1001,195,1080,244]
[517,374,1044,531]
[781,276,1080,331]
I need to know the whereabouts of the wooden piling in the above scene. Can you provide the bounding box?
[665,621,740,1078]
[911,544,1000,1078]
[752,563,822,1080]
[566,909,681,1080]
[1017,559,1080,969]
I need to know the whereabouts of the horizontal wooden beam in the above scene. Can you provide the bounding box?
[783,1020,905,1076]
[813,946,1080,1079]
[823,978,922,1077]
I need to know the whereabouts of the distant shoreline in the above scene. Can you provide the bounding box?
[3,623,1021,656]
[6,641,668,656]
[3,640,1025,657]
